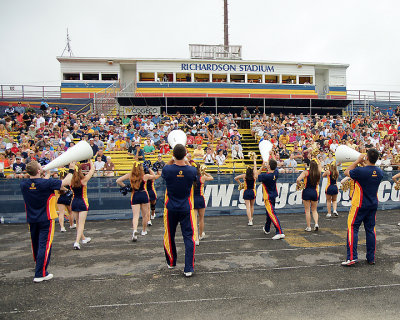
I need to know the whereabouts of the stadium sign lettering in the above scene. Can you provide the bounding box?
[181,63,275,73]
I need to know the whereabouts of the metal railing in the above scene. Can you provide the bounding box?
[93,82,120,115]
[347,90,400,102]
[0,84,61,99]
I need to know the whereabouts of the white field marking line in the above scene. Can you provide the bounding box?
[169,263,338,276]
[87,283,400,308]
[0,309,38,315]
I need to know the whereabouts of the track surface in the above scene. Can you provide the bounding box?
[1,209,400,320]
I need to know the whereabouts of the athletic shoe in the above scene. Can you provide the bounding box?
[263,226,270,235]
[326,213,331,218]
[147,220,152,226]
[341,259,357,266]
[151,214,156,220]
[33,273,53,283]
[82,237,91,244]
[73,242,80,250]
[141,230,148,236]
[199,232,206,240]
[184,272,193,277]
[60,227,66,232]
[70,224,76,229]
[272,234,285,240]
[314,224,319,231]
[305,227,312,232]
[167,265,175,269]
[195,240,200,246]
[366,260,375,265]
[398,222,400,226]
[334,211,339,217]
[248,220,253,226]
[131,230,138,242]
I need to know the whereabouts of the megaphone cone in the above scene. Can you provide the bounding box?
[259,140,273,161]
[335,145,360,164]
[43,141,94,171]
[168,130,187,148]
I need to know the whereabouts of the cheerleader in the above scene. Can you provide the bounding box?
[393,172,400,226]
[234,157,258,226]
[71,160,95,250]
[116,162,156,241]
[56,171,75,232]
[323,162,339,218]
[193,163,213,245]
[145,165,161,226]
[296,159,322,232]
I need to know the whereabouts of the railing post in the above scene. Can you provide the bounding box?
[22,85,24,99]
[389,91,391,102]
[42,86,45,99]
[1,85,3,99]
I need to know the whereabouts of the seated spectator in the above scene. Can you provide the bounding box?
[152,154,166,172]
[231,141,244,159]
[215,149,226,166]
[94,155,105,176]
[186,132,194,148]
[159,140,170,155]
[103,156,115,177]
[194,132,204,146]
[0,154,10,178]
[143,138,156,155]
[193,144,205,160]
[279,145,290,160]
[131,144,145,161]
[8,157,26,179]
[283,153,298,173]
[279,130,290,145]
[203,147,215,165]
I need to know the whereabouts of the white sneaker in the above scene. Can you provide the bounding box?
[151,214,156,220]
[263,226,270,235]
[60,227,66,232]
[199,232,206,240]
[82,237,91,244]
[195,240,200,246]
[70,224,76,229]
[167,264,175,269]
[398,222,400,226]
[341,259,357,266]
[272,234,285,240]
[305,227,312,232]
[314,224,319,231]
[248,220,253,226]
[147,220,152,226]
[131,230,138,242]
[73,242,80,250]
[326,213,331,218]
[184,272,193,277]
[33,273,53,283]
[141,230,147,236]
[334,211,339,217]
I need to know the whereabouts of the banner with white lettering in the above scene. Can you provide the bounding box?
[123,106,160,115]
[1,172,399,223]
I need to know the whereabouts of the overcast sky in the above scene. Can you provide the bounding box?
[1,0,399,92]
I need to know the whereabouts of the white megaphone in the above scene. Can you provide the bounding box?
[167,130,187,148]
[335,145,360,164]
[259,140,273,161]
[43,141,94,171]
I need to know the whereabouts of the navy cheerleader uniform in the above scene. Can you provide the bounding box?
[302,170,319,201]
[325,171,338,195]
[131,181,150,205]
[146,179,157,201]
[193,176,205,209]
[57,186,72,206]
[242,178,256,200]
[71,185,89,212]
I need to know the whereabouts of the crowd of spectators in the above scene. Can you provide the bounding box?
[0,102,400,179]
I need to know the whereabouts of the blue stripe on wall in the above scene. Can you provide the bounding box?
[61,82,117,88]
[329,86,347,91]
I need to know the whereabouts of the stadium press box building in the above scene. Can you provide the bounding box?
[57,44,350,113]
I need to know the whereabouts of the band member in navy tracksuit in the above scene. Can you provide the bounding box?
[257,158,285,240]
[342,149,383,266]
[20,161,74,282]
[162,144,197,277]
